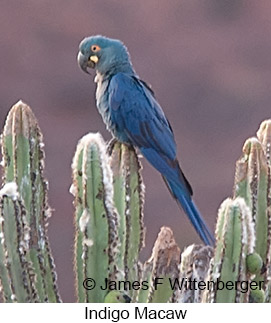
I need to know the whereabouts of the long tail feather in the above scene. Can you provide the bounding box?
[166,178,215,245]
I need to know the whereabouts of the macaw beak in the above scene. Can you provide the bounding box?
[77,52,95,74]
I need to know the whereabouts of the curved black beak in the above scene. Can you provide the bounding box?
[77,52,95,74]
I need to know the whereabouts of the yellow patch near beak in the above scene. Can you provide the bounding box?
[89,55,99,64]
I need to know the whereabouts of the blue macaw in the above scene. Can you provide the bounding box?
[77,35,214,245]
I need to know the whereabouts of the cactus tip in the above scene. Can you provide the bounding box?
[257,119,271,141]
[242,137,261,155]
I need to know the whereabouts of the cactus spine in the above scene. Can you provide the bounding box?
[0,100,60,302]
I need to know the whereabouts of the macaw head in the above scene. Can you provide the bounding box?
[77,35,133,75]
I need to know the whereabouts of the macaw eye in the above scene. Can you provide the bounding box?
[91,45,101,52]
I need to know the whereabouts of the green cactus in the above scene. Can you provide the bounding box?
[108,140,145,299]
[0,194,37,302]
[256,120,271,302]
[71,133,120,303]
[71,137,145,302]
[203,197,263,303]
[137,261,153,303]
[234,120,271,300]
[0,100,60,302]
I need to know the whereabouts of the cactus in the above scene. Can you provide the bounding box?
[138,227,180,303]
[71,135,146,302]
[108,140,145,300]
[71,133,119,303]
[256,120,271,301]
[234,120,271,301]
[178,244,213,303]
[0,190,37,302]
[203,197,263,303]
[0,101,60,302]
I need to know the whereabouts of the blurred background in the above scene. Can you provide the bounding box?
[0,0,271,302]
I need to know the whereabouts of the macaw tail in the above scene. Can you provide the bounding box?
[165,178,215,246]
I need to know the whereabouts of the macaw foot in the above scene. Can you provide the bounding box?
[107,138,134,155]
[107,138,118,155]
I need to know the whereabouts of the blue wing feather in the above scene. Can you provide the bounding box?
[109,73,176,159]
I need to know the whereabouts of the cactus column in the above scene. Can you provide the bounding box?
[72,133,119,303]
[0,100,60,302]
[234,120,271,300]
[138,227,180,303]
[203,198,263,303]
[109,141,145,298]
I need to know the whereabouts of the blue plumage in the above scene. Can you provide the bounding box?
[77,35,214,245]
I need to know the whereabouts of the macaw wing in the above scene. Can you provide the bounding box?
[108,73,176,161]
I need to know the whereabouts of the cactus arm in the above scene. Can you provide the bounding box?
[108,141,127,277]
[178,244,213,303]
[234,129,271,300]
[234,138,269,263]
[256,120,271,301]
[72,133,119,303]
[137,261,153,303]
[109,141,145,300]
[205,198,256,303]
[0,101,60,302]
[0,190,38,302]
[218,200,243,302]
[144,227,180,303]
